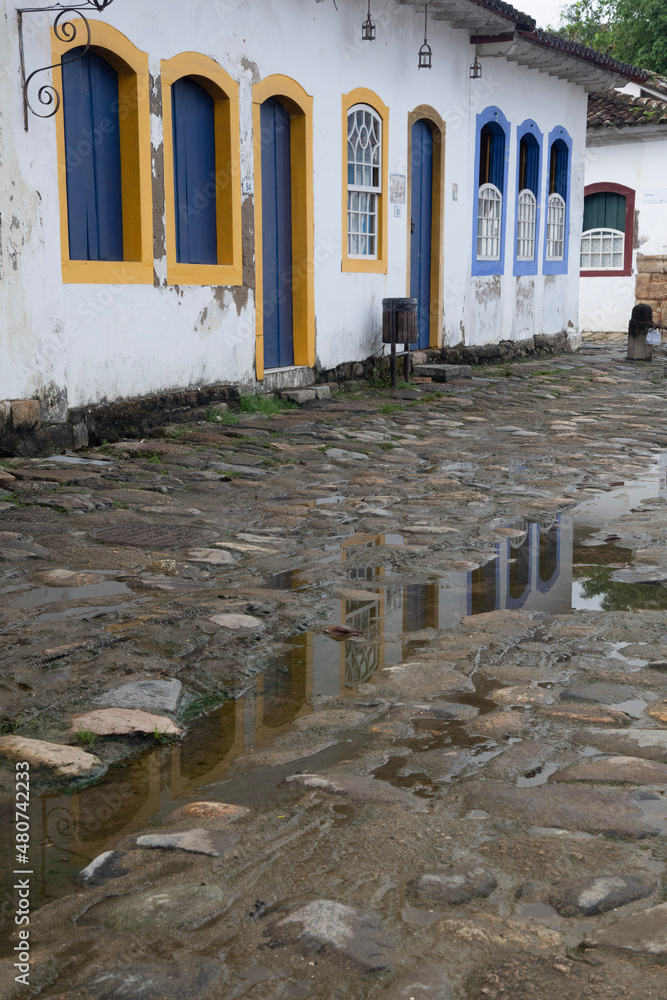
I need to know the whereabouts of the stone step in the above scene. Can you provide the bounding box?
[279,384,337,404]
[413,364,472,382]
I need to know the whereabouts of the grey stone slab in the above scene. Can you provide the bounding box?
[77,883,226,932]
[409,869,497,906]
[546,875,654,917]
[553,756,667,785]
[592,902,667,956]
[74,961,222,1000]
[381,965,453,999]
[210,462,267,476]
[89,525,217,549]
[96,678,183,714]
[572,728,667,762]
[134,828,236,857]
[74,851,129,887]
[461,782,659,839]
[266,899,393,972]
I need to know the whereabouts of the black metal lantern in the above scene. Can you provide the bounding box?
[418,4,432,69]
[470,33,482,79]
[362,0,376,40]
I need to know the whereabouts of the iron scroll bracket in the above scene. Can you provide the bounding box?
[18,0,115,131]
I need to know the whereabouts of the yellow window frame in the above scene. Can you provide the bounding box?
[252,74,315,381]
[161,52,242,287]
[52,21,153,284]
[342,88,389,274]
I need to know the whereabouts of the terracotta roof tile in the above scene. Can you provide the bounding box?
[588,90,667,130]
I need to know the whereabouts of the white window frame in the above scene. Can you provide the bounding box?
[546,192,566,261]
[580,227,625,271]
[477,182,502,262]
[516,188,537,262]
[347,104,382,260]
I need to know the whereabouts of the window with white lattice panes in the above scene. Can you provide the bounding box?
[516,189,537,261]
[477,183,502,261]
[580,228,625,270]
[546,193,565,261]
[347,105,381,258]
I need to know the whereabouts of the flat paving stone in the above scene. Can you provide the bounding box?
[72,960,222,1000]
[464,711,526,737]
[71,708,182,737]
[208,613,265,629]
[134,828,236,857]
[186,547,235,564]
[592,902,667,956]
[282,772,414,805]
[96,678,183,714]
[89,525,217,548]
[0,735,105,780]
[169,801,249,823]
[266,899,393,972]
[538,705,632,726]
[553,756,667,785]
[77,883,226,932]
[545,875,655,917]
[381,965,453,999]
[409,870,497,906]
[461,783,659,839]
[573,728,667,761]
[74,851,130,887]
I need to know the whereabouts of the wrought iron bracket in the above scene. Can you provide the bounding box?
[18,0,115,131]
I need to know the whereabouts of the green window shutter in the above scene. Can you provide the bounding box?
[583,192,627,233]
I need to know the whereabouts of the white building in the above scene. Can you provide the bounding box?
[0,0,646,450]
[580,76,667,333]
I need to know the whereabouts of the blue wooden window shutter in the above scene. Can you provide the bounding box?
[62,48,124,262]
[172,77,218,266]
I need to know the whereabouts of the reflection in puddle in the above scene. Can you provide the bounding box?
[10,581,132,609]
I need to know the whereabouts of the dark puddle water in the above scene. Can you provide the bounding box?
[1,459,666,944]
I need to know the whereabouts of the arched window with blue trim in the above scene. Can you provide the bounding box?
[544,127,572,275]
[62,48,124,262]
[172,77,218,266]
[472,107,510,277]
[514,120,543,276]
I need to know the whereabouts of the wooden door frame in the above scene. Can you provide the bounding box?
[406,106,446,349]
[252,75,315,380]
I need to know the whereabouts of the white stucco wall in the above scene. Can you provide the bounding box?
[581,129,667,331]
[0,0,588,410]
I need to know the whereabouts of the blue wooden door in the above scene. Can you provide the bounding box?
[172,77,218,265]
[410,120,433,350]
[62,48,123,261]
[261,98,294,370]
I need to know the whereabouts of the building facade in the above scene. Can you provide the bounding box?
[0,0,644,448]
[581,79,667,333]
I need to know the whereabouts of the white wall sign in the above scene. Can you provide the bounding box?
[644,189,667,204]
[390,174,406,204]
[242,178,254,195]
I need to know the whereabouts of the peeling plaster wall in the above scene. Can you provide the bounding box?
[0,0,588,411]
[581,134,667,332]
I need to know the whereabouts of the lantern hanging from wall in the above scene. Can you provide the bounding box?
[418,4,432,69]
[470,32,483,79]
[362,0,376,40]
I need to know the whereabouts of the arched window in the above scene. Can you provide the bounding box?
[54,21,153,283]
[543,130,571,273]
[347,104,382,259]
[342,89,389,274]
[580,185,634,276]
[472,109,510,276]
[162,53,242,286]
[515,127,541,266]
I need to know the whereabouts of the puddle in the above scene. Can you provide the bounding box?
[10,581,132,609]
[3,453,667,948]
[42,454,113,466]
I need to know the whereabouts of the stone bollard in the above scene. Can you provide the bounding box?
[627,303,654,361]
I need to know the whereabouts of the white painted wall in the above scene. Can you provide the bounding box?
[581,130,667,331]
[0,0,588,411]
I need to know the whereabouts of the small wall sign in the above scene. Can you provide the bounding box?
[390,174,406,204]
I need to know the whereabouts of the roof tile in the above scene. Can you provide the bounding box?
[588,90,667,130]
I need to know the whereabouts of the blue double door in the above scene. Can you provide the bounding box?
[410,119,434,350]
[261,98,294,370]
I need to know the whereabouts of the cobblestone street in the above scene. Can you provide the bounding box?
[2,339,667,998]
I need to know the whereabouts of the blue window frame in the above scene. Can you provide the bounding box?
[543,126,572,276]
[513,120,543,276]
[472,106,510,277]
[172,77,218,266]
[62,47,123,262]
